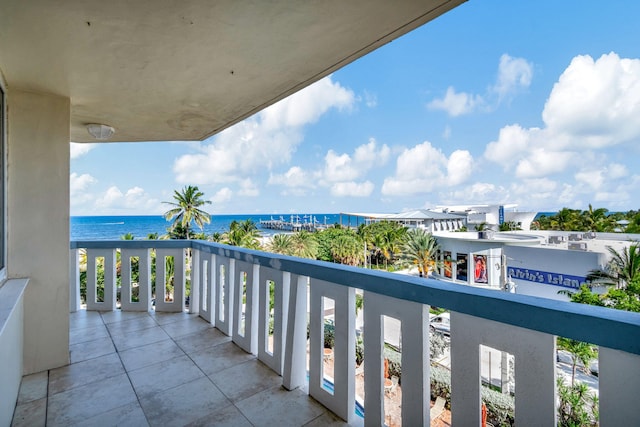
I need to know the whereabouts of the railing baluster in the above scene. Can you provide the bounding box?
[85,249,117,311]
[363,291,429,426]
[198,252,215,324]
[599,347,640,425]
[69,248,81,313]
[120,248,151,312]
[450,312,556,426]
[283,273,308,391]
[215,256,233,336]
[309,278,356,424]
[232,261,258,354]
[257,267,289,374]
[155,248,185,312]
[189,249,200,314]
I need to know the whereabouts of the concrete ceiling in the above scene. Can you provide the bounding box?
[0,0,465,143]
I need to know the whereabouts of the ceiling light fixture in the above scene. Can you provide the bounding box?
[86,123,115,140]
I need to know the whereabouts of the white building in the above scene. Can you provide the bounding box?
[435,204,538,231]
[432,230,628,300]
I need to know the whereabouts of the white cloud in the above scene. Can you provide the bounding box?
[446,182,503,204]
[491,54,533,99]
[70,172,96,193]
[70,143,96,159]
[211,188,233,204]
[70,172,97,206]
[447,150,474,186]
[485,52,640,190]
[324,150,359,182]
[428,86,483,117]
[328,139,389,180]
[542,52,640,148]
[363,90,378,108]
[94,185,160,212]
[381,141,474,195]
[353,138,390,168]
[484,124,536,167]
[268,166,314,188]
[428,54,532,117]
[514,148,574,179]
[173,76,355,185]
[330,181,374,197]
[238,179,259,197]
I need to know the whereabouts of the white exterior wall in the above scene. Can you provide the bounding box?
[435,237,505,288]
[8,89,70,374]
[504,245,607,300]
[0,280,27,427]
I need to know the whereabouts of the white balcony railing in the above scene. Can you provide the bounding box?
[70,240,640,426]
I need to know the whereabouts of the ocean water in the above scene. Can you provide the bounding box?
[71,214,342,241]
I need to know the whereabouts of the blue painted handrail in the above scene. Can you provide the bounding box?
[71,239,640,355]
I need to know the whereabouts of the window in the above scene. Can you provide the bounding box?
[443,251,452,278]
[456,253,468,282]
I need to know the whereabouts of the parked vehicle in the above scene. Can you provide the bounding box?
[430,312,450,336]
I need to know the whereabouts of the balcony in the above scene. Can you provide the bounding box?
[11,239,640,426]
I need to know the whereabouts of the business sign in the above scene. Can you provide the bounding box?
[498,205,505,225]
[507,267,588,289]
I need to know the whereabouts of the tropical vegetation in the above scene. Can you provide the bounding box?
[163,185,211,239]
[399,228,441,277]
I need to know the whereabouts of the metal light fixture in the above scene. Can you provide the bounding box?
[86,123,115,140]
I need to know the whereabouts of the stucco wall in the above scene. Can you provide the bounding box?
[0,280,27,427]
[8,89,70,374]
[504,245,607,299]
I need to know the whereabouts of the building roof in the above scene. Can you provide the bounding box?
[342,209,465,221]
[0,0,464,143]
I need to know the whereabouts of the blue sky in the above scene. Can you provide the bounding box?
[71,1,640,216]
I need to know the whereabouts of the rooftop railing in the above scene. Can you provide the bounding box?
[70,239,640,426]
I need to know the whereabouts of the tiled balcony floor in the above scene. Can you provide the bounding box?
[12,310,350,427]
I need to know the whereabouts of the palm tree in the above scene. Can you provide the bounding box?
[557,337,597,387]
[582,204,612,232]
[552,208,581,231]
[380,226,406,269]
[400,228,441,277]
[291,230,318,259]
[330,234,363,266]
[121,233,135,240]
[163,185,211,239]
[225,219,261,249]
[587,244,640,289]
[268,233,294,255]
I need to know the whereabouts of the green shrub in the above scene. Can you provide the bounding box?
[355,337,364,365]
[481,387,515,427]
[429,364,514,426]
[383,346,402,380]
[430,364,451,405]
[324,321,335,348]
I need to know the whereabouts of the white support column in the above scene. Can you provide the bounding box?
[120,248,151,312]
[198,252,215,324]
[599,347,640,425]
[232,261,258,354]
[309,279,355,424]
[69,249,81,313]
[283,274,308,391]
[85,249,117,311]
[257,267,289,374]
[363,291,430,426]
[155,248,185,313]
[189,249,200,314]
[215,257,234,336]
[451,312,556,426]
